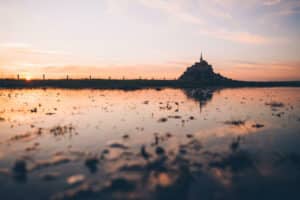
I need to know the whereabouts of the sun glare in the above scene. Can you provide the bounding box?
[25,75,32,81]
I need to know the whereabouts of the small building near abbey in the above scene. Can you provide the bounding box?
[178,53,229,82]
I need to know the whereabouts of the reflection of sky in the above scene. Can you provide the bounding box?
[0,87,299,155]
[0,88,300,199]
[0,0,300,80]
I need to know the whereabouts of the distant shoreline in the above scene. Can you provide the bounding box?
[0,79,300,89]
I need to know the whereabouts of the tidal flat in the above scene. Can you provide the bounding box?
[0,87,300,200]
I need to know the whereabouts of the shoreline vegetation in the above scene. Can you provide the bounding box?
[0,79,300,89]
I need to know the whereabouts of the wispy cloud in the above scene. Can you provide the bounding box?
[0,43,71,56]
[219,59,300,81]
[137,0,204,24]
[263,0,281,6]
[199,29,272,45]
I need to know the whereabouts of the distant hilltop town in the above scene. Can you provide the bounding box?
[179,53,230,82]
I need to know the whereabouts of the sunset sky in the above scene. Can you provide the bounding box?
[1,0,300,81]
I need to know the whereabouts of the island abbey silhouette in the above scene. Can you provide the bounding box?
[1,52,300,89]
[179,52,229,82]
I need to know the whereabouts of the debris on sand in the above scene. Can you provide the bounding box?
[168,115,182,119]
[10,133,33,141]
[67,174,86,185]
[273,112,284,118]
[122,134,129,139]
[85,157,99,173]
[265,101,285,108]
[165,132,172,138]
[109,143,129,149]
[0,117,5,121]
[102,149,110,155]
[143,100,149,104]
[50,125,75,136]
[252,123,264,128]
[189,116,195,120]
[46,112,56,116]
[155,146,165,155]
[40,172,60,181]
[141,145,151,160]
[25,143,39,152]
[224,120,245,126]
[30,107,38,113]
[158,117,168,123]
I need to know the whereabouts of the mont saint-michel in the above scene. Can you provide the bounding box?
[0,54,299,89]
[179,53,229,82]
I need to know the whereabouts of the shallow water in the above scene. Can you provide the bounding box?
[0,87,300,200]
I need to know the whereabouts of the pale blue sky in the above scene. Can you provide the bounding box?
[0,0,300,80]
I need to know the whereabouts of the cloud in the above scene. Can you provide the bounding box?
[199,29,271,45]
[219,59,300,81]
[261,0,300,16]
[0,43,71,56]
[263,0,281,6]
[0,42,31,48]
[137,0,203,24]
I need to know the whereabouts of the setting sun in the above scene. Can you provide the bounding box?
[25,74,32,81]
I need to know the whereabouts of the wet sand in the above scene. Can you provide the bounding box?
[0,87,300,200]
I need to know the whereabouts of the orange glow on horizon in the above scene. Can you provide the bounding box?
[24,74,32,81]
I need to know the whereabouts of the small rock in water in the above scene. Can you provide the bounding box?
[30,108,37,113]
[252,123,264,128]
[168,115,181,119]
[85,157,99,173]
[265,101,284,108]
[158,117,168,123]
[141,145,151,160]
[225,120,245,126]
[189,116,195,120]
[155,146,165,155]
[165,132,172,138]
[122,134,129,139]
[102,149,110,154]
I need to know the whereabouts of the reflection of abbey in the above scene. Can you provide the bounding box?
[179,53,229,82]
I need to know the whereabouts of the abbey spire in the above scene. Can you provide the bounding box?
[200,52,203,62]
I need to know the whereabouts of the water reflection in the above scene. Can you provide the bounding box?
[183,88,217,111]
[0,88,299,200]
